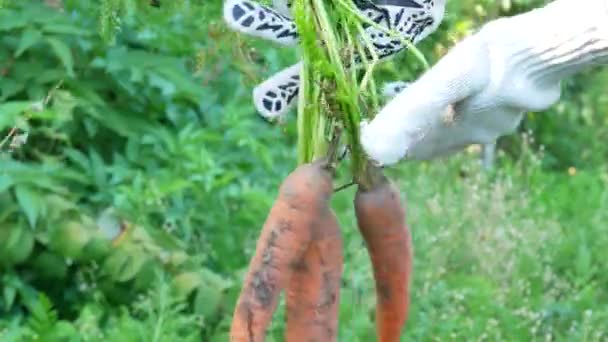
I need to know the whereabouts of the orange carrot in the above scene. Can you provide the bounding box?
[354,174,413,342]
[230,160,335,342]
[284,208,343,342]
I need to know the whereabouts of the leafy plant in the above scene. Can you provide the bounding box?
[1,1,280,339]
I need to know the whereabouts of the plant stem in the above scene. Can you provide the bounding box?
[0,126,18,151]
[292,0,415,186]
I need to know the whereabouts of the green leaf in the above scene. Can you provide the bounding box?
[194,281,224,318]
[172,272,203,298]
[5,225,24,250]
[14,27,43,57]
[2,160,67,194]
[0,174,14,194]
[103,247,148,283]
[42,24,92,36]
[3,286,16,311]
[0,10,28,31]
[5,225,34,264]
[0,202,18,223]
[89,148,106,188]
[64,148,91,173]
[148,74,176,96]
[50,90,77,123]
[147,228,185,251]
[15,185,42,228]
[35,69,69,85]
[26,293,58,335]
[48,221,92,259]
[31,251,68,280]
[0,101,30,130]
[0,78,25,101]
[46,37,74,77]
[125,138,139,162]
[46,321,79,340]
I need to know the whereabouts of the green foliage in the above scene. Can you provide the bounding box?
[1,0,289,339]
[1,0,608,340]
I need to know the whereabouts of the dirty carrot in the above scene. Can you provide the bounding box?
[285,208,343,342]
[230,159,335,342]
[354,169,413,342]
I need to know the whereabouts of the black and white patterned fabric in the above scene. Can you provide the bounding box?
[223,0,446,120]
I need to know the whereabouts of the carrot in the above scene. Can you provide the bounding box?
[284,208,343,342]
[230,159,335,342]
[354,172,413,342]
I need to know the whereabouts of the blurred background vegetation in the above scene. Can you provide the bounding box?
[1,0,607,340]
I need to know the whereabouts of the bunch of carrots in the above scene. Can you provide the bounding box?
[230,158,412,342]
[229,0,422,341]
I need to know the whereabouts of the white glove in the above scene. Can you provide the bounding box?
[223,0,447,120]
[361,0,608,166]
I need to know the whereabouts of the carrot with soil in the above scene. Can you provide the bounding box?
[285,208,343,342]
[355,164,413,342]
[229,160,338,342]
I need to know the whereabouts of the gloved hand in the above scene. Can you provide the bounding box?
[361,0,608,166]
[223,0,447,120]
